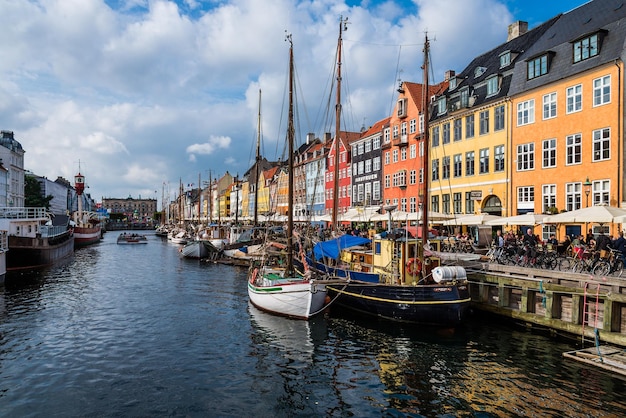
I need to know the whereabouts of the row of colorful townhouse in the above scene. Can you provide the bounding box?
[173,0,626,241]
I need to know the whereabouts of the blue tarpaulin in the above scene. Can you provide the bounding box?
[313,235,371,260]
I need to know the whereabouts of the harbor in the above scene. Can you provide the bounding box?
[0,231,624,417]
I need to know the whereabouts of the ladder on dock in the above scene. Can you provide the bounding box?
[582,282,601,348]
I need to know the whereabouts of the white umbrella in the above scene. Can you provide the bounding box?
[441,213,500,226]
[486,213,546,226]
[543,205,626,224]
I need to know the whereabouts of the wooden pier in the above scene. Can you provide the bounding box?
[564,345,626,379]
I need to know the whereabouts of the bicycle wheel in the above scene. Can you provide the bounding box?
[592,261,610,276]
[558,257,573,271]
[613,260,624,277]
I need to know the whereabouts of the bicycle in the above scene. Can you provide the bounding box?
[592,248,624,277]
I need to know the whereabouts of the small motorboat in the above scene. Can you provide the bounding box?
[117,233,148,245]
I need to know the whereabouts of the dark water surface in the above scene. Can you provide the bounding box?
[0,231,625,417]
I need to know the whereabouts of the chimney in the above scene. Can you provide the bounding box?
[444,70,455,81]
[324,132,332,143]
[507,21,528,42]
[306,132,315,144]
[1,130,14,139]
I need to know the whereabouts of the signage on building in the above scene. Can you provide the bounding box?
[470,190,482,200]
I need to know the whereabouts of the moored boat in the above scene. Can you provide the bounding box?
[0,208,74,271]
[180,239,219,259]
[72,170,102,248]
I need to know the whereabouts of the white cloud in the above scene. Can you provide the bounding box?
[0,0,539,203]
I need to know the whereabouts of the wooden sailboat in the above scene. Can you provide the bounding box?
[247,34,329,320]
[323,34,471,326]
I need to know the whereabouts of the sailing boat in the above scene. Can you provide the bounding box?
[323,34,471,326]
[247,34,330,320]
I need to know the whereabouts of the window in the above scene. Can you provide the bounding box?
[400,147,407,161]
[479,148,489,174]
[397,98,408,117]
[453,193,462,214]
[365,159,372,173]
[373,156,380,171]
[573,33,599,63]
[432,126,440,147]
[466,151,475,176]
[517,143,534,171]
[465,192,475,214]
[410,197,417,213]
[431,195,439,213]
[517,186,535,205]
[465,115,475,138]
[566,182,582,211]
[384,152,390,165]
[543,184,556,213]
[592,180,610,205]
[494,145,504,172]
[527,54,548,79]
[442,156,450,179]
[499,51,511,68]
[419,113,424,133]
[474,66,486,78]
[432,159,439,181]
[410,144,416,159]
[460,88,469,108]
[358,161,364,175]
[384,128,390,144]
[479,110,489,135]
[392,149,398,163]
[486,76,498,96]
[358,143,364,155]
[454,154,462,177]
[373,181,380,200]
[365,183,371,203]
[393,125,399,139]
[437,96,447,115]
[409,170,416,185]
[593,128,610,161]
[593,75,611,106]
[409,118,416,134]
[372,136,380,149]
[454,119,462,141]
[442,123,450,144]
[566,133,582,165]
[384,175,390,188]
[419,168,424,184]
[542,139,556,168]
[442,194,450,214]
[449,77,457,90]
[566,84,582,113]
[517,99,535,126]
[543,92,557,120]
[364,140,371,153]
[494,105,505,131]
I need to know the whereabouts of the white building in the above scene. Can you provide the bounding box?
[0,131,25,207]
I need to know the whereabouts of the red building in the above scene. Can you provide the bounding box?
[325,131,360,216]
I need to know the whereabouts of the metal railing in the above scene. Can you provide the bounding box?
[0,207,47,219]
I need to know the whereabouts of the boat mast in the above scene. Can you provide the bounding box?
[197,172,201,223]
[421,34,430,251]
[286,34,295,275]
[208,171,213,224]
[332,16,347,234]
[254,89,262,226]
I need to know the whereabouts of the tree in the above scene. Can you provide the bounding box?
[25,175,53,208]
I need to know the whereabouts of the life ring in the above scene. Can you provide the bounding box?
[406,258,422,275]
[250,268,259,283]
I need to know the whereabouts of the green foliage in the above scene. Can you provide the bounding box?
[24,175,53,209]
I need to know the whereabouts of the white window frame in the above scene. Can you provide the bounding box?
[565,182,582,211]
[517,99,535,126]
[592,180,610,205]
[592,127,610,162]
[542,138,556,168]
[593,75,611,107]
[542,184,556,212]
[516,143,534,171]
[542,92,557,120]
[566,84,582,114]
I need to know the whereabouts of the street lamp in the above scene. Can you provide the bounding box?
[583,177,592,207]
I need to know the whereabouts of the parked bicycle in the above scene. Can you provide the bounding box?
[592,247,624,277]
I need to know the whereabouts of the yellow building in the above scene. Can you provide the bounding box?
[429,20,557,221]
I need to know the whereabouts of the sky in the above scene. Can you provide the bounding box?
[0,0,588,207]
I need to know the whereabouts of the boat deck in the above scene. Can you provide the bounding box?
[563,345,626,379]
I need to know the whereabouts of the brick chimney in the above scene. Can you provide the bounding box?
[507,21,528,41]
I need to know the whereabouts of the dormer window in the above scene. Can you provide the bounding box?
[449,77,457,90]
[459,87,469,108]
[572,30,606,63]
[499,51,511,68]
[486,75,499,96]
[474,66,487,78]
[437,96,447,115]
[526,52,554,80]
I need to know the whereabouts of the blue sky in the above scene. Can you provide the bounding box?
[0,0,587,205]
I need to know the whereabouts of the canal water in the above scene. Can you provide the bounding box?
[0,231,625,417]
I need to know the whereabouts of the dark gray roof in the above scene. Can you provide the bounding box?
[433,16,559,121]
[509,0,626,95]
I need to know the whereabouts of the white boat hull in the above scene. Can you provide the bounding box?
[247,268,328,319]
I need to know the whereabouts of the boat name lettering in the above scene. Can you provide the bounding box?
[433,287,453,292]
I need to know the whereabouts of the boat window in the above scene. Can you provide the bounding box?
[374,242,381,255]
